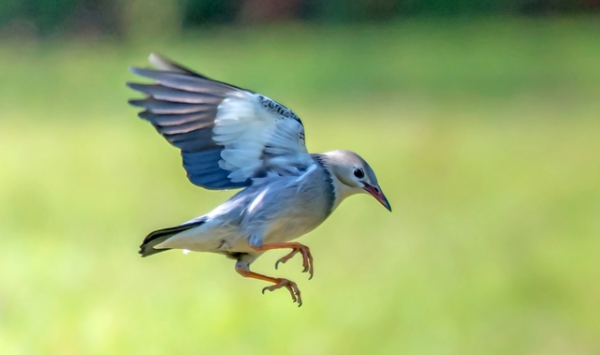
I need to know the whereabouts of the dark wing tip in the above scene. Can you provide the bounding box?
[129,66,151,77]
[126,82,142,90]
[126,83,159,96]
[129,67,173,82]
[149,53,206,78]
[127,98,144,106]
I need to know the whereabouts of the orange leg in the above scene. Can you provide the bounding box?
[235,261,303,306]
[251,242,314,280]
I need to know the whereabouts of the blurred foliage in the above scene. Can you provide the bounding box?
[1,18,600,354]
[0,0,599,38]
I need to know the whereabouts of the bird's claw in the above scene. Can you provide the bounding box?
[274,245,314,280]
[261,278,302,306]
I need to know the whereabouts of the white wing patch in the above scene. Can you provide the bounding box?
[213,91,311,182]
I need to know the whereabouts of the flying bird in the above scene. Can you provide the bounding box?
[127,54,391,306]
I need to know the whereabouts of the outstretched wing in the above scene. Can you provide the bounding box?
[127,54,313,190]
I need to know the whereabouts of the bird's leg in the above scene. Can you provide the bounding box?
[251,242,314,280]
[235,260,303,306]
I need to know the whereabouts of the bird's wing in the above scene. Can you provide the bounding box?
[127,53,313,190]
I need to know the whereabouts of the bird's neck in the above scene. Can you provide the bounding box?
[329,175,361,211]
[311,153,360,213]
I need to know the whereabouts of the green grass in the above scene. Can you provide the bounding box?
[1,17,600,355]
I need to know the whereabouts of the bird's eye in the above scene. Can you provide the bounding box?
[353,168,365,179]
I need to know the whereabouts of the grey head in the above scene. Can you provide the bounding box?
[319,150,391,212]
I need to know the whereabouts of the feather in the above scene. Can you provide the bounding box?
[127,54,312,190]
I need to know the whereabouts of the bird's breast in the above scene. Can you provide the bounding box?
[263,210,326,244]
[262,183,333,243]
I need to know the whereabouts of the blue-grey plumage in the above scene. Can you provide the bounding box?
[128,54,391,306]
[154,158,333,257]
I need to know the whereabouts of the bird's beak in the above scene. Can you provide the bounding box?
[363,184,392,212]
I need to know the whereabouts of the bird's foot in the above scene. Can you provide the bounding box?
[274,244,314,280]
[262,278,303,307]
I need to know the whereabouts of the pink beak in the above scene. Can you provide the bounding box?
[363,184,392,212]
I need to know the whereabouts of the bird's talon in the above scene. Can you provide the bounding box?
[272,245,314,280]
[258,278,301,305]
[246,243,312,305]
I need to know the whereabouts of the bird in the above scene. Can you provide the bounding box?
[127,53,391,306]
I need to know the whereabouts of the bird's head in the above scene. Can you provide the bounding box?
[322,150,391,212]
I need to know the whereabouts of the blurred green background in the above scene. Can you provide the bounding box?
[1,1,600,355]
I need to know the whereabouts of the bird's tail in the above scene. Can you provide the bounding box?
[139,219,205,257]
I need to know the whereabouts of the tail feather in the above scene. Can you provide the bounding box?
[139,220,205,257]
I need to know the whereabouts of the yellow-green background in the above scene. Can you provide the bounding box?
[1,18,599,354]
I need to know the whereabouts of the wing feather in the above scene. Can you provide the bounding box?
[127,53,312,190]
